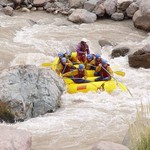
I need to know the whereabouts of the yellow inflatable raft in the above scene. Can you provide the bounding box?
[42,52,118,94]
[64,77,117,94]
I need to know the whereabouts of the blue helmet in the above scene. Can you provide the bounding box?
[87,54,92,59]
[95,54,101,59]
[101,59,108,65]
[58,52,63,57]
[79,64,85,69]
[61,57,67,63]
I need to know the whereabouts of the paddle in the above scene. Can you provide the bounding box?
[113,71,125,77]
[62,65,67,74]
[100,65,132,96]
[42,62,125,76]
[88,64,125,77]
[41,62,53,67]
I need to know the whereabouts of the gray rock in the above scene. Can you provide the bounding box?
[68,0,86,8]
[93,3,105,17]
[126,2,139,18]
[98,39,113,47]
[3,6,13,16]
[128,44,150,68]
[111,47,130,58]
[32,0,46,7]
[68,8,97,23]
[83,0,98,12]
[133,0,150,31]
[0,65,65,121]
[104,0,117,16]
[111,12,124,21]
[117,0,133,11]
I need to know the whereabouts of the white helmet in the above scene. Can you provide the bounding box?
[81,38,88,43]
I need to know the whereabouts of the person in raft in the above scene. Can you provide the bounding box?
[85,53,102,72]
[64,51,80,65]
[57,52,64,62]
[94,59,113,81]
[62,64,91,83]
[56,57,74,74]
[84,54,95,70]
[76,38,90,63]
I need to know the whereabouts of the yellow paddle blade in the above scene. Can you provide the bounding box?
[114,71,125,77]
[41,62,53,67]
[42,58,59,67]
[117,82,127,92]
[104,81,117,93]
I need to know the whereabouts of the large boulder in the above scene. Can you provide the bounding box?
[104,0,117,16]
[133,0,150,31]
[117,0,133,11]
[68,9,97,23]
[93,3,105,17]
[3,6,13,16]
[111,12,124,21]
[98,39,113,47]
[111,47,130,58]
[68,0,86,8]
[83,0,98,12]
[128,44,150,68]
[32,0,46,7]
[0,65,65,121]
[126,2,139,18]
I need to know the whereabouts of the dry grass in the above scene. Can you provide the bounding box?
[0,100,15,123]
[129,102,150,150]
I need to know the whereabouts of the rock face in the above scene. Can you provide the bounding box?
[128,44,150,68]
[126,2,139,18]
[1,0,150,32]
[68,8,97,23]
[0,65,65,121]
[111,47,130,58]
[98,39,113,47]
[104,0,117,16]
[111,12,124,21]
[3,6,13,16]
[0,126,32,150]
[133,0,150,31]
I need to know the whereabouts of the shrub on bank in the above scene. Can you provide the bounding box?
[0,101,15,123]
[129,103,150,150]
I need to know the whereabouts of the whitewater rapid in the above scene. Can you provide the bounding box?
[0,11,150,150]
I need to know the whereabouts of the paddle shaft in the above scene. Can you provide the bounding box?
[62,65,67,74]
[101,65,132,96]
[89,64,124,76]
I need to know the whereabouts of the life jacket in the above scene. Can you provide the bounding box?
[69,56,79,63]
[60,61,71,73]
[95,59,101,66]
[80,43,88,53]
[101,65,110,77]
[63,65,71,73]
[87,59,92,63]
[74,69,85,78]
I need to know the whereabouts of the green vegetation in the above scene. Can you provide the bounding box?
[129,103,150,150]
[0,100,15,123]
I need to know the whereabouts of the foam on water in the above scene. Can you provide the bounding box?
[0,12,150,149]
[10,53,55,67]
[12,51,150,149]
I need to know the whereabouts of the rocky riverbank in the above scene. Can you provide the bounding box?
[0,0,150,31]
